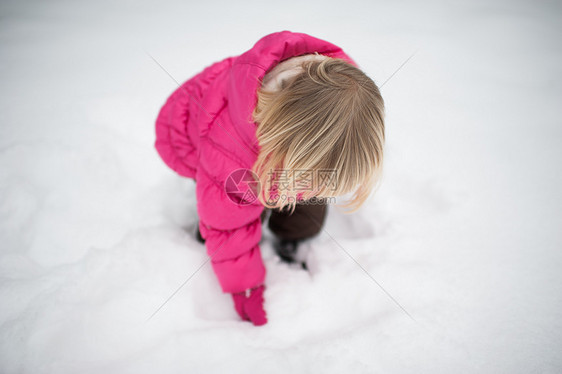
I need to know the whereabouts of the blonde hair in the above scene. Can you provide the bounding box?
[252,57,385,212]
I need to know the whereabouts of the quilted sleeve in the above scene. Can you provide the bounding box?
[154,57,235,178]
[199,218,266,294]
[196,169,266,294]
[154,76,198,178]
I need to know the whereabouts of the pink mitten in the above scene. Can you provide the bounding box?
[231,285,268,326]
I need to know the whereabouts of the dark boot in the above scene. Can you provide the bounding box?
[273,239,308,270]
[195,224,205,244]
[273,239,299,263]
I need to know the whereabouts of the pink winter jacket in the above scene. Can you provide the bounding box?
[155,31,354,293]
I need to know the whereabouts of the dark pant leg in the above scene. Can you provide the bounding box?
[268,201,328,241]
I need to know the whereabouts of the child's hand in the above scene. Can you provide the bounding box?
[231,285,268,326]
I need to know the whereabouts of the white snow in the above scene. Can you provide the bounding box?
[1,0,561,373]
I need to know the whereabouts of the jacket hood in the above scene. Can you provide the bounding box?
[227,31,356,149]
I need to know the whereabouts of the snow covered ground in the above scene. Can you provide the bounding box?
[1,0,561,372]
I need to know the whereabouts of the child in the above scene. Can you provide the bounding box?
[155,31,385,326]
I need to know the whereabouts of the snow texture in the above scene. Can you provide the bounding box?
[1,0,561,373]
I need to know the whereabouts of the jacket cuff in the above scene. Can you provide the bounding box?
[211,245,266,293]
